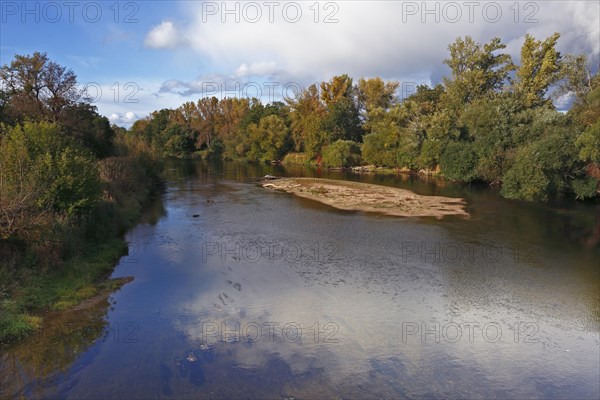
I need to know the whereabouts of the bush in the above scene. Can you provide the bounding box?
[501,127,578,201]
[39,147,102,216]
[281,152,317,166]
[418,139,444,170]
[576,119,600,164]
[501,150,549,201]
[571,176,599,200]
[321,140,362,168]
[362,132,398,167]
[440,141,479,182]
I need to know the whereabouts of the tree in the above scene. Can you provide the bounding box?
[321,96,362,143]
[59,103,114,158]
[0,52,83,123]
[440,141,479,182]
[357,77,399,129]
[0,122,50,239]
[39,147,101,216]
[286,84,326,156]
[195,97,221,151]
[501,128,578,201]
[459,95,523,184]
[321,140,361,168]
[513,33,562,108]
[442,36,514,107]
[555,54,594,103]
[247,114,289,162]
[320,74,354,106]
[319,75,362,143]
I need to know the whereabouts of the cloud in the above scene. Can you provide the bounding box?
[145,1,599,86]
[144,21,187,49]
[67,55,102,69]
[108,111,138,126]
[235,61,279,78]
[89,80,187,127]
[157,65,310,102]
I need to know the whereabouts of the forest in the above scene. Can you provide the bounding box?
[130,33,600,202]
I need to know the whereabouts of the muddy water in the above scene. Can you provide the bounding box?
[2,160,599,399]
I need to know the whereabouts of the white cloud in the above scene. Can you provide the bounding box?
[144,21,187,49]
[235,61,279,78]
[108,111,138,126]
[146,1,599,86]
[91,80,187,127]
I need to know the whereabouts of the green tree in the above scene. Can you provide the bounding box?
[501,128,577,201]
[440,141,479,182]
[287,84,326,156]
[321,140,361,168]
[459,95,523,184]
[357,77,399,134]
[513,33,562,108]
[39,147,101,216]
[246,114,289,162]
[442,36,514,107]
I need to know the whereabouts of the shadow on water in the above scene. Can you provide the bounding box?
[0,297,111,399]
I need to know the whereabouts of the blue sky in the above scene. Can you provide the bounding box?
[1,1,599,126]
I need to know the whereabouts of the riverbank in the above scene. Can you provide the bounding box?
[0,156,164,345]
[263,177,469,218]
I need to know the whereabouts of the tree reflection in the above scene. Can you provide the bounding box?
[0,294,111,398]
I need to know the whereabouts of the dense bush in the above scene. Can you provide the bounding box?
[321,140,362,168]
[361,132,398,167]
[440,141,479,182]
[281,152,317,166]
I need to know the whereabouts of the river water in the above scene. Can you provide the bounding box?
[2,160,599,399]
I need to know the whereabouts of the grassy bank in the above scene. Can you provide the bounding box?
[0,152,164,345]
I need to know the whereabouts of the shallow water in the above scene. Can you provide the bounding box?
[2,160,599,399]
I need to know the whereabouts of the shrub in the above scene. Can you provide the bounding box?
[362,132,398,167]
[321,140,362,168]
[440,141,479,182]
[571,176,599,200]
[281,152,317,166]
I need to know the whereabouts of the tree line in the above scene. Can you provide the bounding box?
[132,33,599,202]
[0,52,163,342]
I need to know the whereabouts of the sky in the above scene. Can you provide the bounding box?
[1,0,599,126]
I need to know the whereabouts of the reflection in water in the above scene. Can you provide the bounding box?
[0,296,110,399]
[2,160,598,399]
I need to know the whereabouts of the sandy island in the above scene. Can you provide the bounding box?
[263,178,469,218]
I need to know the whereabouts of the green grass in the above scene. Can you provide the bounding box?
[0,238,129,344]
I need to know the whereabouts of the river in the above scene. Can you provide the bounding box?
[2,160,599,399]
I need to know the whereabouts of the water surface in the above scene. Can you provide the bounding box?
[2,160,599,399]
